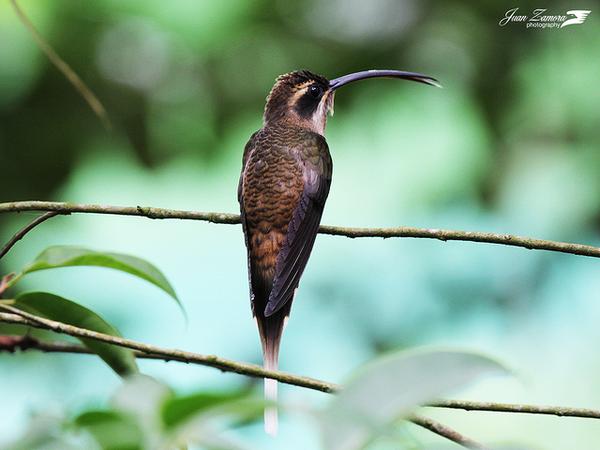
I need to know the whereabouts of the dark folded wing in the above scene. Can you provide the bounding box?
[264,135,332,317]
[238,131,259,203]
[238,131,259,304]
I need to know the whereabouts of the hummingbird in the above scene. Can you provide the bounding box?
[238,69,439,434]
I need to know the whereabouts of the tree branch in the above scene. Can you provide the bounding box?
[1,201,599,258]
[4,310,600,450]
[0,312,471,448]
[0,334,171,360]
[0,308,337,392]
[410,415,488,449]
[1,204,598,447]
[428,399,600,420]
[0,211,60,260]
[2,315,600,421]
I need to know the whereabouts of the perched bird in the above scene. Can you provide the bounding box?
[238,69,439,435]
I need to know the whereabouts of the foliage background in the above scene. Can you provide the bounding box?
[0,0,599,448]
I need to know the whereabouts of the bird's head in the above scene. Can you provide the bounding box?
[263,69,440,135]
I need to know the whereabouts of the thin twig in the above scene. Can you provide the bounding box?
[428,399,600,420]
[10,0,111,129]
[0,211,60,260]
[410,415,488,449]
[1,201,599,258]
[2,318,600,421]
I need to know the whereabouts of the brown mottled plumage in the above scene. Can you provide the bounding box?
[238,69,440,435]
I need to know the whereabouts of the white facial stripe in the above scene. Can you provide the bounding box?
[289,84,310,105]
[311,91,334,134]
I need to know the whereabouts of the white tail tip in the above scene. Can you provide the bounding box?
[265,405,278,436]
[264,377,278,436]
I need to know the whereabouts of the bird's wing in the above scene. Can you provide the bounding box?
[264,133,332,317]
[239,131,260,303]
[238,131,259,203]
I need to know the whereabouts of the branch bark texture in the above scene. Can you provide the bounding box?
[1,201,599,258]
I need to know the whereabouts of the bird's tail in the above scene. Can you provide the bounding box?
[257,311,286,436]
[264,339,279,436]
[251,266,290,436]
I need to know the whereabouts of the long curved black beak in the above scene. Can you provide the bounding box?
[329,69,441,91]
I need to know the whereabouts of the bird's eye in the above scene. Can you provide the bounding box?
[308,85,322,98]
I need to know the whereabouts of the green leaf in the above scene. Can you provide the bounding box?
[111,375,172,434]
[321,348,508,450]
[161,390,258,429]
[22,245,181,308]
[160,389,264,449]
[3,412,77,450]
[15,292,139,376]
[74,410,144,450]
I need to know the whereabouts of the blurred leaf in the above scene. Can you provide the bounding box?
[111,375,171,447]
[161,389,263,450]
[74,410,143,450]
[111,380,260,450]
[321,348,508,450]
[2,411,86,450]
[112,375,171,421]
[161,389,259,429]
[22,245,181,307]
[15,292,138,376]
[191,434,254,450]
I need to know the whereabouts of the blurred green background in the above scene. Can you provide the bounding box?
[1,0,599,448]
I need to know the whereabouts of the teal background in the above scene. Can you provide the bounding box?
[1,0,599,448]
